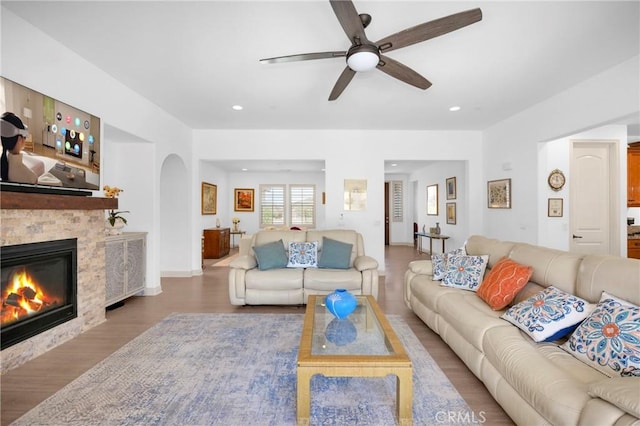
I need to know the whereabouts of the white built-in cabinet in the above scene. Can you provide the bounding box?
[105,232,146,307]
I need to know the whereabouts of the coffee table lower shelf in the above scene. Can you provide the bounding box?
[296,360,413,425]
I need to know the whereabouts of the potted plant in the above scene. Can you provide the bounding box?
[104,185,129,235]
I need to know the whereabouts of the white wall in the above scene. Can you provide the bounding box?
[2,9,193,293]
[483,56,639,246]
[193,130,484,272]
[538,125,628,253]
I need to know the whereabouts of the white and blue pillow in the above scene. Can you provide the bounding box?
[561,292,640,377]
[501,286,594,342]
[432,247,466,281]
[287,241,318,268]
[441,254,488,291]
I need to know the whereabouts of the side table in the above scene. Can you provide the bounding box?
[230,230,246,248]
[416,232,450,255]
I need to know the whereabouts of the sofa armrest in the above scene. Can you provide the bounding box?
[408,260,433,276]
[354,255,378,271]
[229,254,258,270]
[588,377,640,418]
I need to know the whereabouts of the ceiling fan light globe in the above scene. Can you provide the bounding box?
[347,51,379,72]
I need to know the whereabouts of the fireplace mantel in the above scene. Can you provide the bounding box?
[1,191,117,210]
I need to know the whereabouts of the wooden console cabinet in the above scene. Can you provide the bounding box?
[105,232,147,307]
[203,228,230,259]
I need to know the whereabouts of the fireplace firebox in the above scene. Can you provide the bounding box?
[1,238,77,350]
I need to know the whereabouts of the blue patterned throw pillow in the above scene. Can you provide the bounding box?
[432,248,466,281]
[561,292,640,377]
[287,241,318,268]
[441,254,488,291]
[501,286,595,342]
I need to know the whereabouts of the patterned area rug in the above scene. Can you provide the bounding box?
[12,313,472,425]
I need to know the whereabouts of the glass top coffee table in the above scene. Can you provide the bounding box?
[297,294,412,425]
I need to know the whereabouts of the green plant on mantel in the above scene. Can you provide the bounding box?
[107,210,130,226]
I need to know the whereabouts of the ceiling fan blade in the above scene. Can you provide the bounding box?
[260,51,346,64]
[328,66,356,101]
[377,55,432,90]
[330,0,367,43]
[376,8,482,53]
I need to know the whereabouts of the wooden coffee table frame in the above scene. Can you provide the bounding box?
[297,295,412,425]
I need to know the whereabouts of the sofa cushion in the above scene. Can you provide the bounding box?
[588,377,640,418]
[287,241,318,268]
[561,291,640,377]
[477,256,533,310]
[501,286,595,342]
[482,325,593,426]
[441,254,488,291]
[245,268,303,290]
[303,268,362,293]
[253,239,288,271]
[432,248,466,280]
[318,237,352,269]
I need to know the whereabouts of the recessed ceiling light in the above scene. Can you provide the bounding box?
[449,106,461,112]
[241,168,248,171]
[232,105,243,111]
[391,163,398,167]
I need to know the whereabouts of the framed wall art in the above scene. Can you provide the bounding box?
[427,184,438,215]
[446,202,457,225]
[234,188,254,212]
[201,182,217,215]
[548,198,563,217]
[487,178,511,209]
[446,177,457,200]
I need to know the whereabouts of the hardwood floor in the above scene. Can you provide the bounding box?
[1,244,514,425]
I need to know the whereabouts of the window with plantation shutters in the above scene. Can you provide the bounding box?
[259,184,286,227]
[392,181,403,222]
[290,184,316,228]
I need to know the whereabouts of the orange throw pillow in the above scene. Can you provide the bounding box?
[477,256,533,310]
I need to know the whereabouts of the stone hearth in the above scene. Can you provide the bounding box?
[1,192,116,372]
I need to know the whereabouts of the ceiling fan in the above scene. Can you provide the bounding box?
[260,0,482,101]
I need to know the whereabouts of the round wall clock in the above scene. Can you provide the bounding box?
[548,169,566,191]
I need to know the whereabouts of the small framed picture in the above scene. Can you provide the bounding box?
[487,178,511,209]
[446,177,456,200]
[234,188,254,212]
[446,202,456,225]
[427,184,438,215]
[201,182,217,215]
[548,198,563,217]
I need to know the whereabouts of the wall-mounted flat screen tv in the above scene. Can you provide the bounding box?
[1,77,100,194]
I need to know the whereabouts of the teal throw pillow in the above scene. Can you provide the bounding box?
[253,239,288,271]
[318,237,353,269]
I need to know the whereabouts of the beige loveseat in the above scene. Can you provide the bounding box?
[404,235,640,426]
[229,229,378,305]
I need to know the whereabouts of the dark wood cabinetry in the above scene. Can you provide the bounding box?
[203,228,230,259]
[628,239,640,259]
[628,142,640,206]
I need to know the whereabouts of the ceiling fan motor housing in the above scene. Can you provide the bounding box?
[346,44,380,72]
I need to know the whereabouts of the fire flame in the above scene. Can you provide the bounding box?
[1,269,58,325]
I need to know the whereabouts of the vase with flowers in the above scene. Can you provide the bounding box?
[232,217,240,232]
[104,185,129,235]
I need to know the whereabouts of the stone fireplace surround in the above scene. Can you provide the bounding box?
[1,192,116,372]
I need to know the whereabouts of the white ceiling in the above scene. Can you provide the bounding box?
[3,1,639,173]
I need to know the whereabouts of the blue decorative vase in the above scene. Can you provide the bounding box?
[325,288,357,319]
[325,318,357,346]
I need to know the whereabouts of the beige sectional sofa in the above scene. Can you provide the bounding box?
[229,229,378,305]
[404,235,640,426]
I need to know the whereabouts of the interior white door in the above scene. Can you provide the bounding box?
[570,141,613,255]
